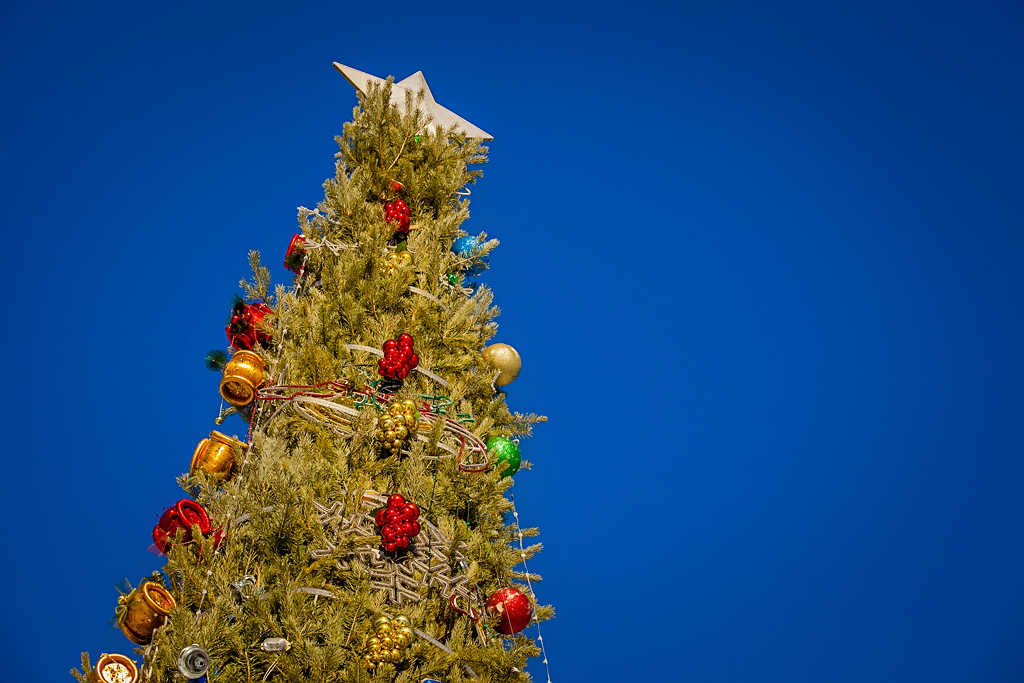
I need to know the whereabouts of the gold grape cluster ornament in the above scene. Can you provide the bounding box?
[376,399,420,455]
[384,250,413,277]
[364,615,414,671]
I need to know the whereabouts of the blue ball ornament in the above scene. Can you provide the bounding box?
[451,236,488,276]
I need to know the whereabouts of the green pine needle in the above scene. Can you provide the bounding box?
[204,349,228,371]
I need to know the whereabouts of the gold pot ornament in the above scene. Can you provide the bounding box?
[190,430,247,482]
[90,654,139,683]
[482,343,521,386]
[117,582,175,645]
[219,350,268,407]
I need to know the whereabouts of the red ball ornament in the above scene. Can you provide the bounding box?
[390,180,404,193]
[398,333,413,347]
[383,541,397,552]
[374,509,388,526]
[485,587,532,635]
[395,535,410,549]
[383,339,398,353]
[387,494,406,508]
[401,503,420,521]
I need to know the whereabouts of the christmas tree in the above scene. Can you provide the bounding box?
[74,65,552,683]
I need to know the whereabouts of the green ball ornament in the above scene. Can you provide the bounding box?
[485,436,521,478]
[446,273,459,285]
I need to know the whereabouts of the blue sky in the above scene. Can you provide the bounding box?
[2,1,1024,681]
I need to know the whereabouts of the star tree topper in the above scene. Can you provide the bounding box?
[333,62,493,141]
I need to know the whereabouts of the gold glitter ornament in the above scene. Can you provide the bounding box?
[482,343,522,386]
[91,654,139,683]
[219,350,267,407]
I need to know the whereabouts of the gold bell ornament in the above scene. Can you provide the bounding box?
[376,399,420,455]
[364,614,415,671]
[384,250,414,277]
[89,654,139,683]
[190,430,247,483]
[482,343,521,386]
[219,350,268,407]
[116,581,175,644]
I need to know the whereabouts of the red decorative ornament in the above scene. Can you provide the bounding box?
[377,334,419,380]
[375,494,421,552]
[284,234,307,274]
[390,180,404,193]
[485,587,532,635]
[152,499,222,555]
[384,199,411,233]
[226,301,273,350]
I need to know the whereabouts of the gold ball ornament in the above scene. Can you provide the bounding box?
[91,654,139,683]
[219,350,268,407]
[190,431,247,482]
[482,343,522,386]
[384,250,414,277]
[117,582,175,645]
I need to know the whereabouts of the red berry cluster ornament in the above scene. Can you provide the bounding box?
[378,333,418,380]
[152,499,222,556]
[384,199,411,233]
[226,300,272,350]
[374,494,421,552]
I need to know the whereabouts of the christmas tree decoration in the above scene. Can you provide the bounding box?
[482,343,522,386]
[90,654,139,683]
[116,581,175,644]
[225,300,272,351]
[451,235,489,276]
[152,499,221,555]
[228,575,259,603]
[384,199,411,233]
[365,614,415,671]
[176,645,210,680]
[314,496,476,606]
[189,430,246,483]
[78,72,553,683]
[384,250,414,277]
[260,638,291,653]
[374,494,421,552]
[378,333,419,380]
[218,349,267,407]
[485,587,532,635]
[283,234,306,274]
[485,436,522,478]
[334,63,493,140]
[376,399,420,455]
